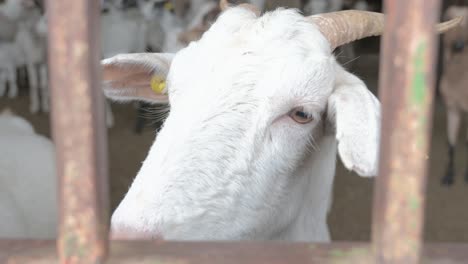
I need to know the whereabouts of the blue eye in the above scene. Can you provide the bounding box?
[288,107,314,124]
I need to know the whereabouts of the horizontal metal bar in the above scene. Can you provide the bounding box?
[1,241,468,264]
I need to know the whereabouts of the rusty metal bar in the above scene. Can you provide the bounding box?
[2,241,468,264]
[47,0,109,263]
[372,0,442,263]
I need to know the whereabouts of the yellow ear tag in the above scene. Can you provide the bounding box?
[150,76,166,94]
[164,1,174,11]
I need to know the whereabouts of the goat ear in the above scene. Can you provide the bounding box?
[101,53,174,103]
[327,68,381,177]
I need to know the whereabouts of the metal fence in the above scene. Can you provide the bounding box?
[1,0,467,263]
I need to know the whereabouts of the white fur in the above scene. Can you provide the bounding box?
[137,0,187,52]
[101,4,146,57]
[18,19,48,114]
[136,0,226,52]
[35,14,49,112]
[0,0,28,20]
[0,43,20,98]
[0,13,18,42]
[0,110,57,238]
[104,7,380,242]
[0,2,48,113]
[0,22,45,110]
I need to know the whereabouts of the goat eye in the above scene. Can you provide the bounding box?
[288,107,314,124]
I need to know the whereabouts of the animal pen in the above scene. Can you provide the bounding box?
[0,0,467,263]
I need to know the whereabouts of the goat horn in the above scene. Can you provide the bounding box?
[308,10,463,50]
[220,0,229,11]
[436,15,463,33]
[219,0,260,16]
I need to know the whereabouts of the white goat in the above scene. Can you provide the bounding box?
[0,13,18,42]
[101,2,146,57]
[136,0,223,53]
[102,4,457,241]
[134,0,216,133]
[0,43,20,98]
[0,21,45,111]
[0,0,25,91]
[0,0,39,42]
[0,109,57,239]
[102,0,156,126]
[0,1,48,113]
[19,18,48,114]
[0,0,34,21]
[34,13,49,112]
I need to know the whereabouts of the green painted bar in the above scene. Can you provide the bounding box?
[373,0,443,263]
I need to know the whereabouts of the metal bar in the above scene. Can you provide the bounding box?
[372,0,442,263]
[2,241,468,264]
[47,0,109,263]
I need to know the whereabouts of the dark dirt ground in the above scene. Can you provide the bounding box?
[1,42,467,242]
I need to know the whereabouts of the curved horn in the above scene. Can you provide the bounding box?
[219,0,260,16]
[436,15,463,32]
[220,0,229,11]
[308,10,463,50]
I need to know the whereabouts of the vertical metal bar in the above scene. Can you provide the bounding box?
[372,0,442,263]
[47,0,109,263]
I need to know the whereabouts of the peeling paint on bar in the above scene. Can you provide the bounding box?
[373,0,442,263]
[47,0,109,263]
[412,41,430,149]
[411,42,428,107]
